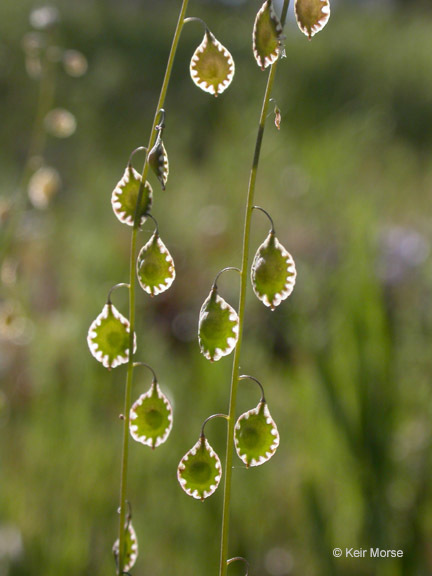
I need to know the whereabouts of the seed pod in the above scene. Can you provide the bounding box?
[136,232,175,296]
[112,520,138,572]
[111,164,153,226]
[129,381,173,449]
[177,436,222,500]
[148,135,169,190]
[190,30,235,97]
[87,303,136,370]
[234,401,279,467]
[253,0,283,70]
[198,287,239,362]
[295,0,330,39]
[251,231,296,310]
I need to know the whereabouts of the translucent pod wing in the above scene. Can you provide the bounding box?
[253,0,283,70]
[251,232,296,310]
[234,401,280,467]
[148,138,169,190]
[136,232,175,296]
[190,30,235,96]
[129,382,173,448]
[177,436,222,500]
[111,165,152,226]
[295,0,330,39]
[87,303,136,370]
[198,288,239,361]
[112,520,138,572]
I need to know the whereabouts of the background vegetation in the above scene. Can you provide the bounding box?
[1,1,432,575]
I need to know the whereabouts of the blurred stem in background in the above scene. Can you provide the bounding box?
[0,23,59,267]
[312,207,398,574]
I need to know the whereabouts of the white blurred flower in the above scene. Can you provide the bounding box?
[0,301,34,345]
[63,49,88,77]
[29,5,60,30]
[44,108,76,138]
[28,166,61,209]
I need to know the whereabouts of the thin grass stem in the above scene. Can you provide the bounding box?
[219,3,290,575]
[116,1,190,572]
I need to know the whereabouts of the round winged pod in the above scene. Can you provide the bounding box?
[251,231,296,310]
[112,520,138,572]
[111,164,153,226]
[87,303,136,370]
[198,287,239,362]
[177,436,222,500]
[136,232,175,296]
[234,401,280,467]
[148,136,169,191]
[190,30,235,97]
[129,382,173,449]
[253,0,283,70]
[295,0,330,39]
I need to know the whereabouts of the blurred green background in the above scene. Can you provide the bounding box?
[1,0,432,575]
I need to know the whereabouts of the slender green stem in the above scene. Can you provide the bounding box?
[219,3,290,576]
[116,1,190,572]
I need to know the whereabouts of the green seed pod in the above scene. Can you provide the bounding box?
[177,436,222,501]
[295,0,330,39]
[251,231,296,310]
[198,287,239,362]
[129,381,173,449]
[190,30,235,97]
[234,401,279,467]
[136,232,175,296]
[87,303,136,370]
[253,0,283,70]
[112,520,138,572]
[148,135,169,191]
[111,164,153,226]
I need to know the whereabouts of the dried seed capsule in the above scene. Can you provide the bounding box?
[87,303,136,370]
[253,0,283,70]
[129,381,173,449]
[177,436,222,500]
[234,401,279,467]
[251,231,296,310]
[198,287,239,362]
[148,135,169,190]
[112,520,138,572]
[190,30,235,96]
[136,232,175,296]
[295,0,330,39]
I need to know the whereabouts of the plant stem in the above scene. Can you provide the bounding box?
[116,1,190,572]
[219,3,290,575]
